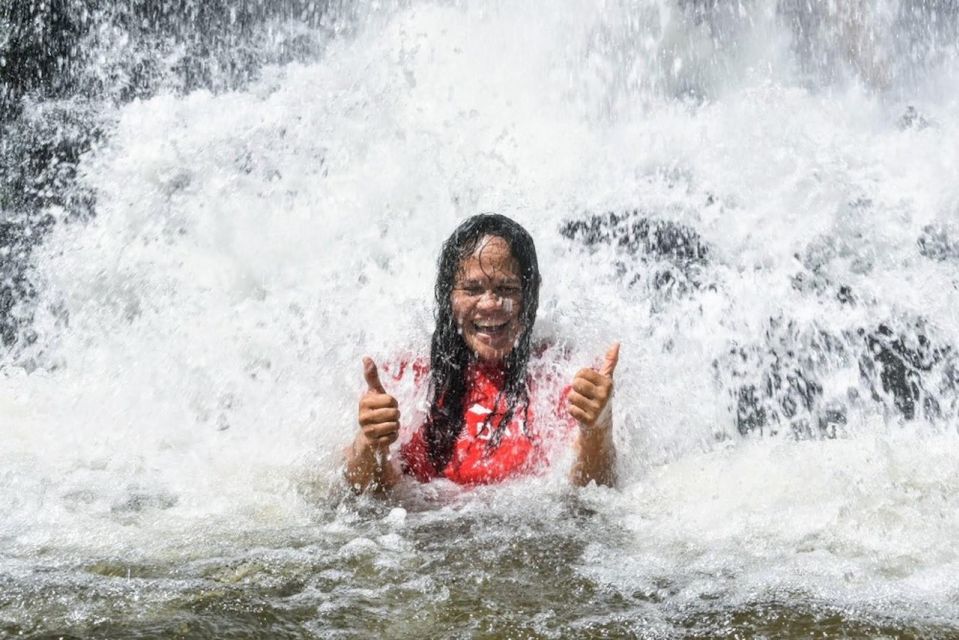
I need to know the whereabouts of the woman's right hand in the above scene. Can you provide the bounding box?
[356,357,400,454]
[346,357,401,493]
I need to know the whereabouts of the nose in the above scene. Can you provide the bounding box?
[476,290,504,310]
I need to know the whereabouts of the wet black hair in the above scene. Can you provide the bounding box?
[425,213,541,472]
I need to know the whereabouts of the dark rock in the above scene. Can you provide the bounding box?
[0,0,90,119]
[560,210,710,302]
[1,0,335,117]
[836,285,855,305]
[716,315,957,438]
[858,322,950,421]
[0,100,101,218]
[0,100,101,347]
[789,272,857,306]
[898,105,932,130]
[0,218,41,346]
[716,318,845,438]
[918,224,959,261]
[734,384,767,435]
[1,1,338,353]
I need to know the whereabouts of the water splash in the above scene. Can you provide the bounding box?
[2,1,959,636]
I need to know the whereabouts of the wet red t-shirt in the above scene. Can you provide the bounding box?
[389,358,572,485]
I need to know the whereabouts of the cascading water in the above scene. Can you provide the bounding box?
[2,1,959,637]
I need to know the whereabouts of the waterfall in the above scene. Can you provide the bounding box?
[2,1,959,636]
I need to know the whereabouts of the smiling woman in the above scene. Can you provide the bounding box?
[451,236,525,363]
[345,213,621,493]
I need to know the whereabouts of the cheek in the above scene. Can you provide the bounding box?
[508,302,525,332]
[508,297,526,323]
[451,299,471,326]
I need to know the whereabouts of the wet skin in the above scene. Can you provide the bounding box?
[347,234,618,492]
[451,236,525,363]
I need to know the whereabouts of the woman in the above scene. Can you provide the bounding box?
[345,214,619,493]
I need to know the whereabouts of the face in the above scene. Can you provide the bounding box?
[451,235,524,363]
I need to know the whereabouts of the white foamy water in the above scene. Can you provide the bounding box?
[3,0,959,636]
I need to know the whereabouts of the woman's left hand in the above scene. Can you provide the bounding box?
[569,343,620,431]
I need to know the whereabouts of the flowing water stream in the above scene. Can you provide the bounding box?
[2,1,959,637]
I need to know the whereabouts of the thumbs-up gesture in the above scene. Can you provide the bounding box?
[569,343,620,431]
[357,357,401,451]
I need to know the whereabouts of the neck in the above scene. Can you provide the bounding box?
[471,357,506,378]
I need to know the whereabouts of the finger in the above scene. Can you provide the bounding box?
[569,404,592,425]
[360,407,400,425]
[599,342,620,378]
[376,432,399,445]
[363,422,400,439]
[572,378,605,403]
[372,433,398,451]
[576,368,609,388]
[569,390,601,415]
[360,393,398,410]
[363,357,387,394]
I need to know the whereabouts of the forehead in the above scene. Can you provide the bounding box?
[457,235,520,280]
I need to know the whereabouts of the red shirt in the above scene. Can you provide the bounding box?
[393,359,572,485]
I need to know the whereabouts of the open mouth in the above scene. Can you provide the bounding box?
[474,321,509,338]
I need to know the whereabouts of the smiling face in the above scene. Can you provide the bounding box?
[451,235,525,363]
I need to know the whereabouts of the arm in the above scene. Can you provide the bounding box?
[570,419,616,487]
[345,433,401,494]
[567,343,619,487]
[344,357,402,494]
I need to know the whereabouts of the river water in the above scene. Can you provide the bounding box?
[2,1,959,638]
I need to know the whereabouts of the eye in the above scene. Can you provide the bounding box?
[496,285,522,298]
[456,285,485,297]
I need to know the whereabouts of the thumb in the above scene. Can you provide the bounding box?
[599,342,620,378]
[362,357,387,394]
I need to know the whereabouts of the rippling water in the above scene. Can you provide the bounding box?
[2,1,959,637]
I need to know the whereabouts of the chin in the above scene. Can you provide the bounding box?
[468,342,511,363]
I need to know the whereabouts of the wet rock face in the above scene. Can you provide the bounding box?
[0,220,38,346]
[560,209,958,435]
[0,0,89,119]
[1,0,336,351]
[718,318,957,438]
[917,224,959,262]
[1,100,101,348]
[1,0,334,115]
[715,319,848,438]
[560,210,710,301]
[859,323,952,421]
[1,102,101,219]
